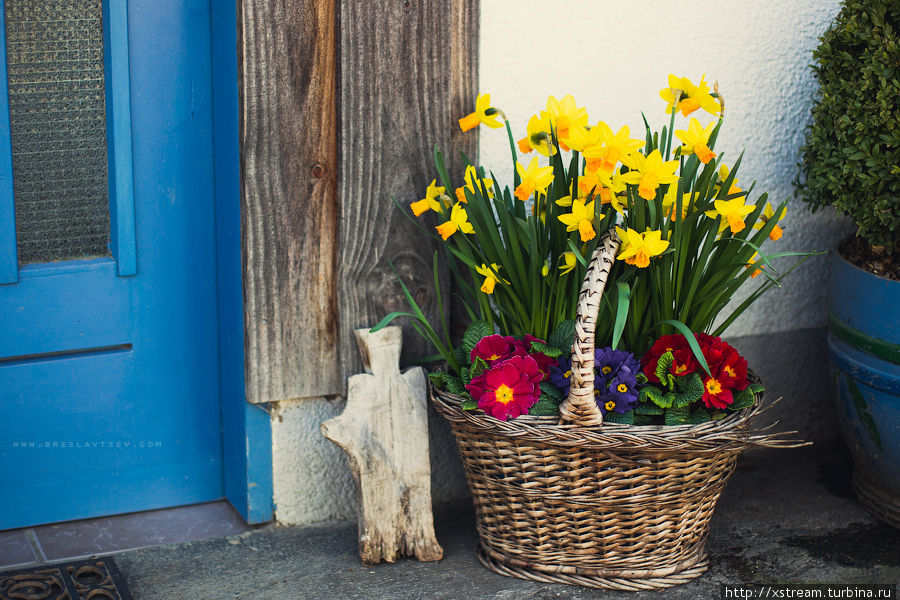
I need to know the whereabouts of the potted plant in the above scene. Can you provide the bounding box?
[797,0,900,529]
[376,78,809,590]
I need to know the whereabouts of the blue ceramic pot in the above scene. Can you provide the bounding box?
[828,249,900,528]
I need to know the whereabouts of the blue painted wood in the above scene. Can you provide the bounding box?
[211,0,273,524]
[0,4,16,285]
[0,0,226,528]
[102,0,137,277]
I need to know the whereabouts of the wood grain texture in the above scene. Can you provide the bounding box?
[321,327,443,564]
[337,0,479,389]
[239,0,340,402]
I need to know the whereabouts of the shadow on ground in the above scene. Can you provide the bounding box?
[114,440,899,599]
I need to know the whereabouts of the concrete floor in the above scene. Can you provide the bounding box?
[110,441,899,600]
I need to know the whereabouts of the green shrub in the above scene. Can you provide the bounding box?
[798,0,900,251]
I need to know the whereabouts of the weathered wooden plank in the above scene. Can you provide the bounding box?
[321,327,443,564]
[337,0,479,388]
[239,0,340,402]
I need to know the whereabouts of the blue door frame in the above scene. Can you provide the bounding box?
[210,1,274,525]
[0,1,272,527]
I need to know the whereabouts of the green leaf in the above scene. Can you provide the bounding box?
[673,372,704,407]
[460,366,471,385]
[549,320,576,353]
[729,388,755,410]
[530,341,563,358]
[428,372,464,394]
[641,385,673,408]
[470,356,489,378]
[634,402,664,415]
[460,400,479,411]
[462,320,493,360]
[655,351,675,387]
[604,410,634,424]
[687,407,712,424]
[611,282,631,350]
[529,395,561,416]
[656,320,712,376]
[634,413,654,425]
[540,381,564,400]
[665,406,690,425]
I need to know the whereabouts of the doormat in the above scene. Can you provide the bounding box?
[0,557,133,600]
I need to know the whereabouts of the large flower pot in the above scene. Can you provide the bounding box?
[827,247,900,528]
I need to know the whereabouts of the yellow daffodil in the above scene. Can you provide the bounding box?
[475,263,508,294]
[620,150,680,201]
[517,113,556,157]
[583,123,644,175]
[545,95,588,150]
[715,164,746,200]
[410,179,448,217]
[705,198,755,234]
[514,157,554,201]
[559,251,578,275]
[455,165,494,203]
[578,168,627,213]
[558,198,600,242]
[561,120,604,153]
[458,93,504,132]
[659,74,721,117]
[615,226,669,268]
[662,184,694,220]
[753,203,787,241]
[435,203,475,240]
[675,118,717,164]
[555,195,573,207]
[541,260,549,277]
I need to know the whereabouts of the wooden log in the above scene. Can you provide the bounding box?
[321,326,443,564]
[239,0,340,403]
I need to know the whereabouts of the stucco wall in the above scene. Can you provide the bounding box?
[271,0,853,525]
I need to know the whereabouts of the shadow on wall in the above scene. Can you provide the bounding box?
[731,326,839,447]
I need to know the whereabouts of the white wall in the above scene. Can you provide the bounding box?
[479,0,853,337]
[272,0,852,526]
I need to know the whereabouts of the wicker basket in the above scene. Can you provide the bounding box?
[431,232,801,591]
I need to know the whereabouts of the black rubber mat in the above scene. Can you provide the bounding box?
[0,557,132,600]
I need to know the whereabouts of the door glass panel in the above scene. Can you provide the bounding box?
[6,0,110,264]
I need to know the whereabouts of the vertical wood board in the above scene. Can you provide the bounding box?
[240,0,340,402]
[337,0,479,389]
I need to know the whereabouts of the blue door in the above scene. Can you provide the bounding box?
[0,0,226,528]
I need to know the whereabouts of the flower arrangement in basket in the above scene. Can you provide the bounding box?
[374,75,811,590]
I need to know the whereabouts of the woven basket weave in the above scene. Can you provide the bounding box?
[431,232,801,591]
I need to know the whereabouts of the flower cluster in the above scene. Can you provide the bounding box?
[382,74,806,424]
[464,334,554,420]
[549,348,640,416]
[642,333,749,410]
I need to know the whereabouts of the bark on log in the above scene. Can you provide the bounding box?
[321,326,443,564]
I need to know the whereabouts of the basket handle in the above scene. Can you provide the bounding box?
[558,232,620,428]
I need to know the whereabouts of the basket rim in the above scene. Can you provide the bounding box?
[430,372,800,452]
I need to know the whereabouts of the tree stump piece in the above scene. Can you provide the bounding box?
[321,326,443,564]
